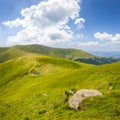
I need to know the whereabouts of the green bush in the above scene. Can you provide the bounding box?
[38,110,46,115]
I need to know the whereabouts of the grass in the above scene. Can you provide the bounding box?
[0,47,28,63]
[0,54,120,120]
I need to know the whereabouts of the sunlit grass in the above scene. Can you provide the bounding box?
[0,55,120,120]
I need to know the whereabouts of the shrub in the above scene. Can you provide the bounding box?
[0,112,5,117]
[38,110,46,115]
[65,89,77,98]
[24,117,29,120]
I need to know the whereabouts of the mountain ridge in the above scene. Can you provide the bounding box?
[0,44,95,63]
[0,44,120,65]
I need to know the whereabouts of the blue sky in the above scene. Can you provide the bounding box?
[0,0,120,51]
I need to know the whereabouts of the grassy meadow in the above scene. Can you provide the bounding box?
[0,54,119,120]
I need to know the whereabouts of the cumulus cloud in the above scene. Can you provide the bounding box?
[94,32,120,44]
[3,0,85,46]
[74,18,85,29]
[3,18,25,28]
[78,41,98,47]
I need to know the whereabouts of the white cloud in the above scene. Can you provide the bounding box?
[7,27,73,46]
[3,18,25,28]
[94,32,120,44]
[3,0,84,46]
[78,41,98,47]
[76,34,84,39]
[74,18,85,29]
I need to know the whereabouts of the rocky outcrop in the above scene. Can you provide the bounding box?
[69,89,103,110]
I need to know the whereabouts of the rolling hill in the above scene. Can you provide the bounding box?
[0,44,120,65]
[0,54,119,120]
[0,44,94,63]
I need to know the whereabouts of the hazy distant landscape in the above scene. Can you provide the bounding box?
[0,0,120,120]
[90,51,120,58]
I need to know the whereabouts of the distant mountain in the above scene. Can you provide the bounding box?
[0,44,120,65]
[89,51,120,58]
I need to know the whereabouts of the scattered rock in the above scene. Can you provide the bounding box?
[36,93,47,98]
[109,86,113,90]
[69,89,103,110]
[41,94,47,96]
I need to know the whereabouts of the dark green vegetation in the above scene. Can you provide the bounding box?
[75,57,120,65]
[0,44,119,64]
[0,54,120,120]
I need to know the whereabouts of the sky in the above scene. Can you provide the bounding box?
[0,0,120,51]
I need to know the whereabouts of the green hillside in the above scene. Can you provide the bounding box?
[0,47,28,63]
[14,44,94,59]
[0,44,119,65]
[0,55,119,120]
[0,44,95,63]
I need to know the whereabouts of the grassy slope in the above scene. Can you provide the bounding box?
[16,44,94,59]
[0,44,95,63]
[0,55,120,120]
[0,47,28,63]
[1,45,120,65]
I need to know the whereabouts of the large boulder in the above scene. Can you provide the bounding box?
[69,89,103,110]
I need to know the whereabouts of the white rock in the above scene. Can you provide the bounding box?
[69,89,103,110]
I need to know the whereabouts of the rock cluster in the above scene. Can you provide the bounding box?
[69,89,103,110]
